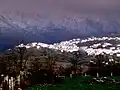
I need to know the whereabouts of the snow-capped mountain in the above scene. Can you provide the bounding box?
[1,12,120,51]
[17,36,120,56]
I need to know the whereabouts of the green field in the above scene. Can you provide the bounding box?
[28,76,120,90]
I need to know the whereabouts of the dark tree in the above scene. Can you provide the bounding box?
[14,46,27,70]
[68,50,88,75]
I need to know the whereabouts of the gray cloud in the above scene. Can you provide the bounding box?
[0,0,120,16]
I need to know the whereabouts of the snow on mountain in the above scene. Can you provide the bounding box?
[0,13,120,37]
[1,13,120,51]
[17,36,120,57]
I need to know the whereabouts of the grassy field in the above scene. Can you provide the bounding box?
[28,76,120,90]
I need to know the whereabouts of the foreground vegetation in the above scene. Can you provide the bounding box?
[1,44,120,89]
[28,76,120,90]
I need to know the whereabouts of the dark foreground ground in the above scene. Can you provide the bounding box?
[28,76,120,90]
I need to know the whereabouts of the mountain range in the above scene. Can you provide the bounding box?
[0,13,120,51]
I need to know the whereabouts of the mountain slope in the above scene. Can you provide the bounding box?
[16,36,120,56]
[0,13,120,50]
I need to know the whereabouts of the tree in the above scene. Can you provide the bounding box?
[95,54,105,68]
[1,44,31,86]
[14,46,27,70]
[44,48,56,70]
[68,50,88,75]
[30,57,42,71]
[2,50,18,76]
[0,55,8,74]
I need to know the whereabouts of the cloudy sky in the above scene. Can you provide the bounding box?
[0,0,120,16]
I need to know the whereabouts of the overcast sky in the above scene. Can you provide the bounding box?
[0,0,120,17]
